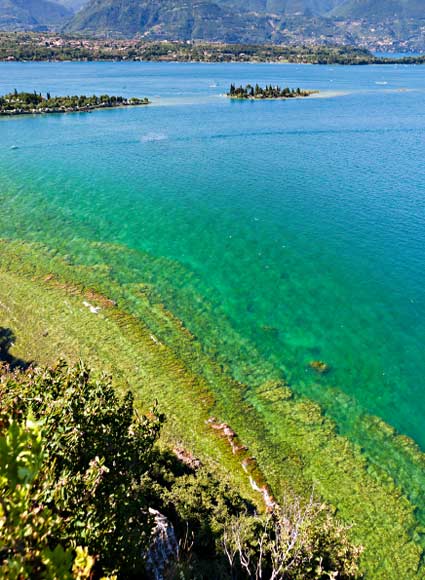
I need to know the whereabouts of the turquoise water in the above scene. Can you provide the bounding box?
[1,61,425,453]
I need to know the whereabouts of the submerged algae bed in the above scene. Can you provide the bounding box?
[1,238,424,578]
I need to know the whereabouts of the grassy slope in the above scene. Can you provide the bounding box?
[0,238,423,578]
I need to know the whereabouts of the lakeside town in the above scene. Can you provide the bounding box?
[1,33,424,65]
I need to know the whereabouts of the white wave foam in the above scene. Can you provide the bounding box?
[141,132,168,143]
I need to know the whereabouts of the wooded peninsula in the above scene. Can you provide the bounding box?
[0,90,149,115]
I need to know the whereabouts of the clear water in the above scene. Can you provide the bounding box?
[1,61,425,452]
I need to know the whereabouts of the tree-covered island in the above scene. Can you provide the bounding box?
[228,83,318,100]
[0,90,150,116]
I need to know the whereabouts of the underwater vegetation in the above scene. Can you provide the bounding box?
[0,238,425,577]
[309,360,330,374]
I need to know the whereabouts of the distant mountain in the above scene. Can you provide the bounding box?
[332,0,425,19]
[0,0,72,30]
[56,0,89,12]
[65,0,268,40]
[218,0,345,17]
[65,0,351,38]
[0,0,423,50]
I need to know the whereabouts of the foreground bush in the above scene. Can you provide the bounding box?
[222,496,362,579]
[0,416,95,579]
[0,361,163,578]
[0,360,362,579]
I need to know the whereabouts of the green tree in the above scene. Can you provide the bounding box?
[0,416,95,579]
[0,361,164,578]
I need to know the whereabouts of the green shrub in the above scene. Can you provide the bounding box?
[0,416,95,579]
[0,360,164,578]
[0,361,362,579]
[222,495,363,579]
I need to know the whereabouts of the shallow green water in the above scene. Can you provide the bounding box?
[1,61,425,461]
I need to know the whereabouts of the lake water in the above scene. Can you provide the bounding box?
[1,61,424,455]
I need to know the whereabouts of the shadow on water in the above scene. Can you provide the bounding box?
[0,328,30,370]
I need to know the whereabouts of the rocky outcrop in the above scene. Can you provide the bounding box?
[145,508,178,580]
[206,417,277,511]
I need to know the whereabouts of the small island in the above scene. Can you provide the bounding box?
[227,83,318,99]
[0,90,150,116]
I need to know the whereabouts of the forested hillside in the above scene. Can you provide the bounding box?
[0,0,71,30]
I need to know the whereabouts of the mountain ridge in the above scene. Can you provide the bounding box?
[332,0,425,19]
[0,0,423,48]
[56,0,89,12]
[65,0,425,39]
[0,0,72,31]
